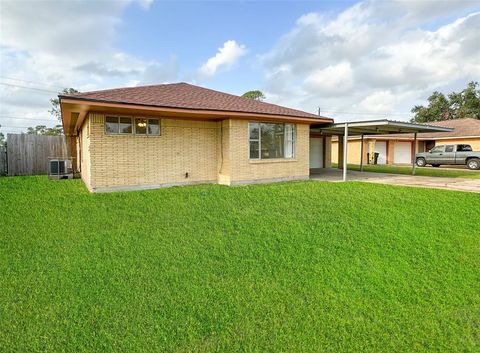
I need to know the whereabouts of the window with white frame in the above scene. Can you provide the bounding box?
[248,122,295,159]
[105,116,160,136]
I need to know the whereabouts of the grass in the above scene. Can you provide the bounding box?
[333,163,480,179]
[1,176,479,352]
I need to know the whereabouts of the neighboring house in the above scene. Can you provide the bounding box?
[60,83,333,192]
[331,118,480,165]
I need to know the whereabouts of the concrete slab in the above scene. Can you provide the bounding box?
[310,169,480,193]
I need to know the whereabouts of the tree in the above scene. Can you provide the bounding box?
[25,88,78,135]
[0,125,5,146]
[242,90,266,101]
[49,88,80,121]
[411,81,480,123]
[26,125,63,136]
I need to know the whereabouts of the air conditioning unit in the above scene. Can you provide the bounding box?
[49,159,73,180]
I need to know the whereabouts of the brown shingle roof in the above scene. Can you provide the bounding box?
[375,118,480,139]
[60,82,330,121]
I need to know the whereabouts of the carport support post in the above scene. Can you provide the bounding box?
[360,133,364,172]
[343,123,348,181]
[412,132,417,175]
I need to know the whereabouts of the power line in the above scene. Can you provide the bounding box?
[0,125,31,129]
[0,76,66,90]
[321,110,412,116]
[0,116,58,121]
[0,82,58,94]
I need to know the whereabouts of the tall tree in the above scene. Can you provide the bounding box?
[49,88,80,121]
[25,88,79,135]
[242,90,266,101]
[411,81,480,123]
[0,125,5,146]
[26,125,63,136]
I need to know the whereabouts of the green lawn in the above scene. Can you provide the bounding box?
[333,163,480,179]
[1,177,479,352]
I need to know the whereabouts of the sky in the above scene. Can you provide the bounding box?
[1,0,479,134]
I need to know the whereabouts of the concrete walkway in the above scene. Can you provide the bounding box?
[310,169,480,193]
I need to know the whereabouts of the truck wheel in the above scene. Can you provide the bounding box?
[467,158,480,170]
[431,164,440,167]
[416,158,426,167]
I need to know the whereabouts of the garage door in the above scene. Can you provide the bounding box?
[309,138,324,168]
[375,141,387,164]
[394,142,412,164]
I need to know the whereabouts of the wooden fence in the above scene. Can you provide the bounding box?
[7,134,70,176]
[0,145,6,175]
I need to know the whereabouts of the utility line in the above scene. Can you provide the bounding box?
[321,110,412,116]
[0,76,66,90]
[0,82,59,94]
[0,116,58,121]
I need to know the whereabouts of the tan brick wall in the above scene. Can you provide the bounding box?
[87,113,219,190]
[80,114,310,191]
[224,119,309,184]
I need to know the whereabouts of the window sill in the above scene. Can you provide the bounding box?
[249,158,298,164]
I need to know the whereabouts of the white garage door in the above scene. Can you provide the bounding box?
[375,141,387,164]
[394,142,412,164]
[309,137,324,168]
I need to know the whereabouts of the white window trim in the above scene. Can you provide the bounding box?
[105,115,161,136]
[248,122,296,160]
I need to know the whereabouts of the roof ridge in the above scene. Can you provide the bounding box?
[62,82,184,97]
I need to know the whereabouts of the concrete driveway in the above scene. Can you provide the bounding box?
[311,169,480,193]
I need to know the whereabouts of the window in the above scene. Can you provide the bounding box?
[457,144,472,152]
[105,116,119,134]
[135,118,147,134]
[430,146,444,153]
[148,119,160,135]
[105,116,160,135]
[248,122,295,159]
[135,118,160,135]
[119,117,133,134]
[105,116,133,135]
[445,145,454,152]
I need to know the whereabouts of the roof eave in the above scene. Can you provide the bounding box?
[59,97,332,135]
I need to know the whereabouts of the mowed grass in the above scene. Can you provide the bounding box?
[1,177,479,352]
[334,163,480,179]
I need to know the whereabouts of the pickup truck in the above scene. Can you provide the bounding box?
[415,144,480,170]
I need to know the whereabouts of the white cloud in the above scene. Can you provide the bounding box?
[198,40,247,79]
[261,0,480,122]
[304,62,354,96]
[358,90,396,112]
[0,0,174,133]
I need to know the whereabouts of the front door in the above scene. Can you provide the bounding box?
[309,138,324,169]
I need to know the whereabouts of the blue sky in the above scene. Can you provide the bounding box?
[115,1,357,92]
[1,0,479,133]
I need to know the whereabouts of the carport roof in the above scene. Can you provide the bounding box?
[312,119,453,135]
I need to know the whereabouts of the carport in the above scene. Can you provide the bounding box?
[311,119,453,181]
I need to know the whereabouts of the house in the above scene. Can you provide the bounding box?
[331,118,480,165]
[59,83,333,192]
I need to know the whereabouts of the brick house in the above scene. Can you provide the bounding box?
[60,83,332,192]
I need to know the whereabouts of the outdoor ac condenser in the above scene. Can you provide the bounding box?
[49,159,73,180]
